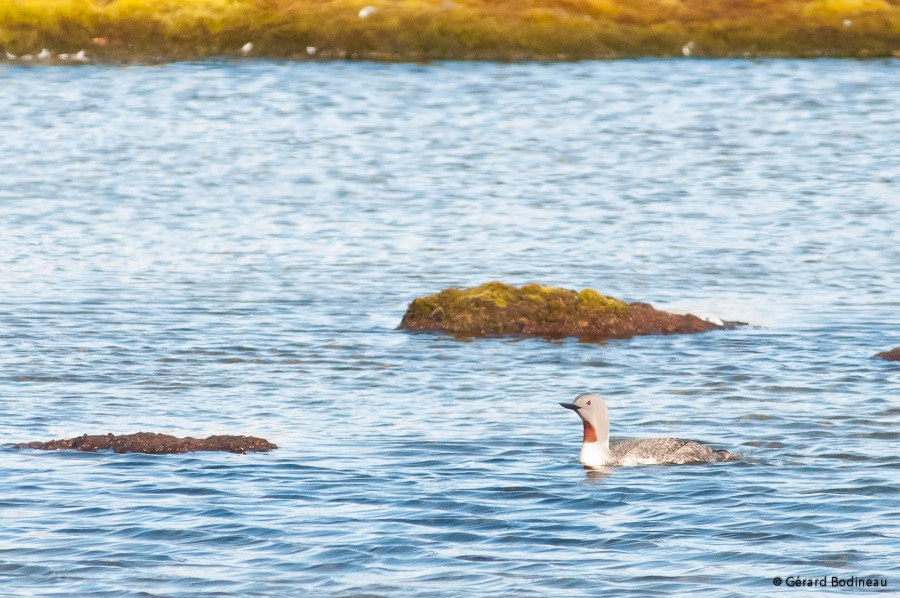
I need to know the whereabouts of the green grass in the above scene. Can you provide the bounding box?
[2,0,899,61]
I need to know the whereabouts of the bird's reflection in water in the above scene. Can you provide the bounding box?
[584,466,612,483]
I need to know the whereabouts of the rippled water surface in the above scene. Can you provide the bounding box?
[1,60,898,596]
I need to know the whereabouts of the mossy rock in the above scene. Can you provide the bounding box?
[874,347,900,361]
[399,282,741,341]
[14,432,277,454]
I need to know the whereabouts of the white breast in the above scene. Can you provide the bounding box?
[579,442,613,467]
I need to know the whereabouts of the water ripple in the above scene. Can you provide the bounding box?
[0,59,898,596]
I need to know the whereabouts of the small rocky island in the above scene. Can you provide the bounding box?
[399,282,741,340]
[15,432,277,455]
[874,347,900,361]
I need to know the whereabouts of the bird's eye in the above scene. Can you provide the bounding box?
[586,400,591,405]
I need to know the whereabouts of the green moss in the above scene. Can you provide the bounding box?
[578,287,628,314]
[400,281,630,335]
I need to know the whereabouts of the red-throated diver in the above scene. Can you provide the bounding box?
[560,393,737,467]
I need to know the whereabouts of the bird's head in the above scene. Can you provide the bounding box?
[560,392,610,443]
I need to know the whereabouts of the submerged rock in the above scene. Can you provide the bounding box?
[15,432,276,454]
[874,347,900,361]
[399,282,742,341]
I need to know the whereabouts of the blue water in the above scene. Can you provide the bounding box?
[0,59,898,596]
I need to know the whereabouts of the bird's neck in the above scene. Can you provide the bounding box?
[579,418,611,467]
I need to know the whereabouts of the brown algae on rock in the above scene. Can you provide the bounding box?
[15,432,277,454]
[399,282,740,340]
[874,347,900,361]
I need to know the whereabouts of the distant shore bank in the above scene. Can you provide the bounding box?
[2,0,899,64]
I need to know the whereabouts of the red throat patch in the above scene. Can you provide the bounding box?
[582,420,598,443]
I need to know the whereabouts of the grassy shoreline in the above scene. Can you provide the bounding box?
[2,0,899,63]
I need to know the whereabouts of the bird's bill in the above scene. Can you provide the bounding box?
[559,402,580,411]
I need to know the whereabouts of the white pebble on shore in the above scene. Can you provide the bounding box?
[358,6,377,18]
[306,46,317,55]
[241,42,254,55]
[682,41,695,57]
